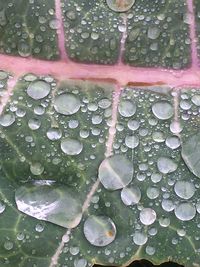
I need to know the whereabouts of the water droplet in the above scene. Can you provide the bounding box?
[28,118,41,130]
[157,157,178,174]
[4,241,13,250]
[83,215,116,247]
[54,93,81,115]
[49,19,60,29]
[146,246,155,256]
[192,94,200,106]
[27,80,51,100]
[165,136,180,149]
[61,138,83,155]
[118,100,136,118]
[0,201,6,213]
[30,162,44,176]
[182,133,200,178]
[121,186,141,206]
[15,181,82,228]
[0,113,15,127]
[35,223,45,232]
[174,203,196,221]
[74,258,87,267]
[98,155,133,190]
[174,181,195,199]
[140,208,156,225]
[125,135,139,149]
[133,232,148,245]
[152,101,173,120]
[146,187,159,199]
[106,0,135,12]
[47,128,62,141]
[148,26,161,40]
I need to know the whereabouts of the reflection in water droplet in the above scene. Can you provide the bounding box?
[61,138,83,155]
[27,80,51,100]
[83,215,116,247]
[133,232,148,245]
[157,157,177,174]
[121,186,141,206]
[140,208,156,225]
[47,128,62,141]
[118,100,136,118]
[152,101,173,120]
[174,181,195,199]
[0,113,15,127]
[54,93,81,115]
[106,0,135,12]
[99,155,133,190]
[174,202,196,221]
[15,181,82,228]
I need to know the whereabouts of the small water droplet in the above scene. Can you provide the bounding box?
[106,0,135,12]
[133,232,148,245]
[30,162,44,176]
[125,135,139,149]
[0,201,6,213]
[47,128,62,141]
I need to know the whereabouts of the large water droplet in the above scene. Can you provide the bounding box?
[152,101,173,120]
[27,80,51,100]
[54,93,81,115]
[15,181,82,228]
[181,133,200,178]
[140,208,156,225]
[118,100,136,118]
[174,181,195,199]
[121,186,141,206]
[106,0,135,12]
[174,203,196,221]
[0,113,15,127]
[98,155,133,190]
[157,157,178,174]
[61,138,83,155]
[83,215,116,247]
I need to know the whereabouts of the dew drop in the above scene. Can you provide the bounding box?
[54,93,81,115]
[174,181,195,200]
[152,101,173,120]
[174,203,196,221]
[15,181,82,228]
[61,138,83,155]
[28,118,41,130]
[27,80,51,100]
[121,186,141,206]
[157,157,178,174]
[0,113,15,127]
[140,208,156,225]
[0,201,6,214]
[4,241,13,250]
[106,0,135,12]
[30,162,44,176]
[83,215,116,247]
[125,135,139,149]
[98,155,133,190]
[192,94,200,106]
[165,136,180,149]
[133,232,148,246]
[74,258,87,267]
[47,128,62,141]
[118,100,136,118]
[147,26,161,40]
